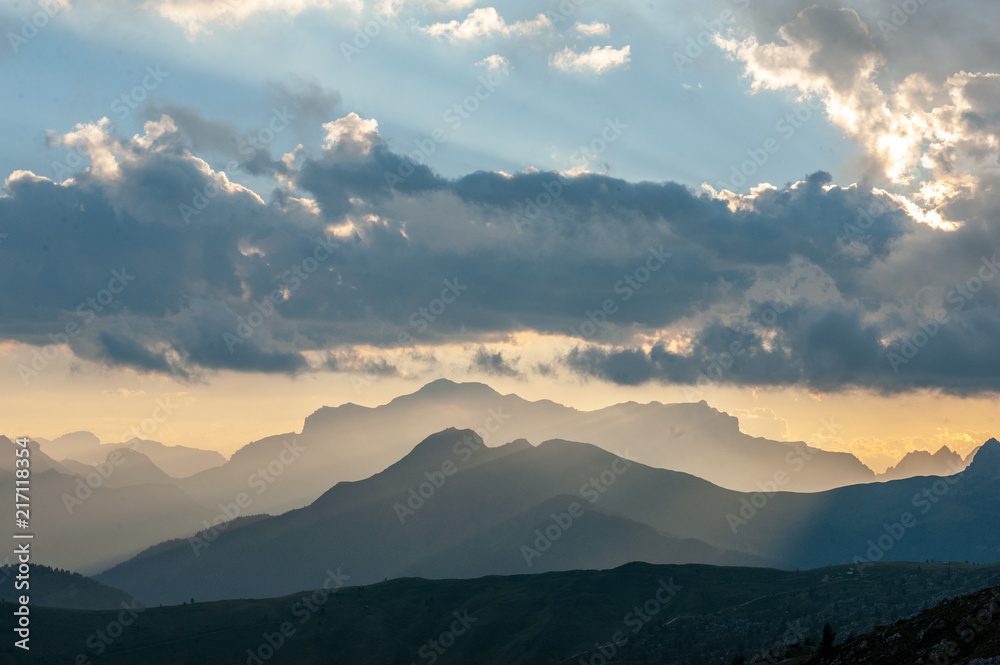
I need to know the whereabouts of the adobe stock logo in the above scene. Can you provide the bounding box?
[6,0,65,55]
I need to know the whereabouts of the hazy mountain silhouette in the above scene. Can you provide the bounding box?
[308,379,877,492]
[97,431,1000,606]
[878,445,968,481]
[0,437,71,474]
[93,448,178,488]
[166,379,879,520]
[37,431,225,478]
[0,436,208,574]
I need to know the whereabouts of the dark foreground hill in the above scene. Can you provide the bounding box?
[4,562,1000,665]
[796,581,1000,665]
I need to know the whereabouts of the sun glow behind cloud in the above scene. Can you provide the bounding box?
[716,7,1000,231]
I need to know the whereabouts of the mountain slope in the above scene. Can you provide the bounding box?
[402,494,767,579]
[798,582,1000,665]
[95,447,178,488]
[0,564,136,610]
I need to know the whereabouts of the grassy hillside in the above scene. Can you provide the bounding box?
[3,561,999,664]
[795,580,1000,665]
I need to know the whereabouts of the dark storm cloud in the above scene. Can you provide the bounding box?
[296,144,445,218]
[1,111,998,393]
[565,296,1000,395]
[98,331,178,376]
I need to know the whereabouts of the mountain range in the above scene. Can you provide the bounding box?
[97,427,1000,606]
[35,430,225,478]
[877,444,976,481]
[54,380,887,526]
[2,381,992,578]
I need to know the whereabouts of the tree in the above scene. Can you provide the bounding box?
[727,656,746,665]
[820,623,836,654]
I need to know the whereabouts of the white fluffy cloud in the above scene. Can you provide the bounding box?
[550,45,630,74]
[140,0,361,36]
[476,54,510,74]
[420,7,550,41]
[321,112,381,156]
[376,0,476,17]
[575,21,610,37]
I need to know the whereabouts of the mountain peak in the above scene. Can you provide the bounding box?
[965,437,1000,476]
[304,380,504,433]
[375,428,486,474]
[409,379,502,399]
[408,428,482,457]
[51,430,101,447]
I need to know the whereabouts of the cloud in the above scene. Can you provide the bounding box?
[377,0,476,17]
[476,54,510,75]
[323,351,398,376]
[550,45,631,74]
[98,331,182,377]
[420,7,550,41]
[102,388,147,398]
[321,112,381,156]
[140,0,362,37]
[469,347,521,377]
[574,22,609,37]
[730,407,791,441]
[265,76,342,134]
[716,5,1000,228]
[145,82,338,181]
[564,289,1000,395]
[4,103,1000,394]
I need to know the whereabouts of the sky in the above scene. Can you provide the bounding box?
[2,0,999,472]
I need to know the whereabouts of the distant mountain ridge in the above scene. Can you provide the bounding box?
[0,436,210,574]
[153,379,884,524]
[878,445,969,481]
[35,431,225,478]
[303,378,877,493]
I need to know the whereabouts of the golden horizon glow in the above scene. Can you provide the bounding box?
[2,339,995,474]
